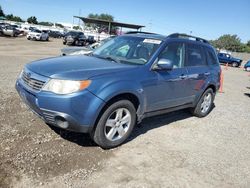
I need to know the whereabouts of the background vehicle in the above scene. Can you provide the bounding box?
[27,29,49,41]
[16,33,221,149]
[244,60,250,71]
[218,52,242,67]
[48,30,64,38]
[86,36,96,45]
[1,25,20,37]
[61,36,115,56]
[62,31,87,46]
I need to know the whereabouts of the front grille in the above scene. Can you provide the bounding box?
[21,71,46,91]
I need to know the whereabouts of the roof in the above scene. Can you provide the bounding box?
[125,32,166,40]
[74,16,145,30]
[123,32,211,47]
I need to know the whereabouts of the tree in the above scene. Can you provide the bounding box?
[88,13,114,22]
[247,40,250,47]
[27,16,38,24]
[5,14,23,22]
[55,23,64,28]
[73,25,81,30]
[211,34,242,52]
[39,21,53,26]
[0,5,5,17]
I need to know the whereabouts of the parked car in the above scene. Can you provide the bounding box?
[27,29,49,41]
[62,31,87,46]
[218,52,242,67]
[86,36,96,45]
[1,25,20,37]
[49,30,64,38]
[61,36,115,56]
[244,60,250,71]
[16,33,221,149]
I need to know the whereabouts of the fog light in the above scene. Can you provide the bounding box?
[55,116,69,129]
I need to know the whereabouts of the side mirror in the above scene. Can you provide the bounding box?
[155,58,174,71]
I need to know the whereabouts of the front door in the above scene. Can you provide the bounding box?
[145,42,191,112]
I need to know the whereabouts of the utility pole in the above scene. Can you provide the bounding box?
[78,9,81,26]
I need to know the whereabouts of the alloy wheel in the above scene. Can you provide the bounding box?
[201,93,212,114]
[104,108,131,141]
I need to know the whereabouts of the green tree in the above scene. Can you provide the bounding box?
[247,40,250,47]
[5,14,23,22]
[0,5,5,17]
[211,34,242,52]
[73,25,81,30]
[55,23,64,28]
[27,16,38,24]
[88,13,114,22]
[39,21,53,26]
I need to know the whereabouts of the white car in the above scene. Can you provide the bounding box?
[27,29,49,41]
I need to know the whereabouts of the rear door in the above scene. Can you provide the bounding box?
[184,43,211,99]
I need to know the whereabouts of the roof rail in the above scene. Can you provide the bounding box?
[167,33,209,44]
[125,31,156,35]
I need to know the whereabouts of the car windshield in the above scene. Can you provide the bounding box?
[34,29,41,33]
[92,36,162,65]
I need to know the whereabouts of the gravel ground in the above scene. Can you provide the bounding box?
[0,37,250,188]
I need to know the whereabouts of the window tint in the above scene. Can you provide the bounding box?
[185,44,206,67]
[159,42,185,68]
[206,48,218,65]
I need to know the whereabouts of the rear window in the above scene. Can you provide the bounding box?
[185,43,206,67]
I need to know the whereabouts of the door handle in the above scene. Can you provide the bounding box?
[204,72,211,76]
[179,75,187,79]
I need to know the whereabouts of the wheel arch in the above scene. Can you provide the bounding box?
[91,92,141,134]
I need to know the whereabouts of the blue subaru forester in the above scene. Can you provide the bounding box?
[16,33,221,148]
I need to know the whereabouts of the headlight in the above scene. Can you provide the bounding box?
[43,79,91,94]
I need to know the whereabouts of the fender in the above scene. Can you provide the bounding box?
[193,79,217,106]
[88,79,146,120]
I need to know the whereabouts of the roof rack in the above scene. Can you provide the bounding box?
[125,31,156,35]
[167,33,209,44]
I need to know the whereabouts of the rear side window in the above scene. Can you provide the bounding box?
[205,47,219,65]
[185,43,206,67]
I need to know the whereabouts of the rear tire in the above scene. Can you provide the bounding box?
[246,67,250,72]
[190,88,215,118]
[92,100,136,149]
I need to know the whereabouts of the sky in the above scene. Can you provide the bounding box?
[1,0,250,42]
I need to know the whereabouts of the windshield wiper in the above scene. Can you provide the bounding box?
[104,56,120,63]
[92,54,120,63]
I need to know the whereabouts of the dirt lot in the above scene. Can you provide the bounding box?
[0,37,250,188]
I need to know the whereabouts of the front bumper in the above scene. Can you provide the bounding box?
[15,79,105,133]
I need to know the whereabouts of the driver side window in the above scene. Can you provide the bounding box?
[159,43,185,68]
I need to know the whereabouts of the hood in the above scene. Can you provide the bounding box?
[231,57,242,62]
[26,55,136,80]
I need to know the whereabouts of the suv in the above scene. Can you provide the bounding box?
[16,33,221,148]
[218,52,242,67]
[63,31,87,46]
[27,29,49,41]
[1,25,20,37]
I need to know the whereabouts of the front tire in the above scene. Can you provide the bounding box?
[232,62,239,67]
[92,100,136,149]
[190,88,215,118]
